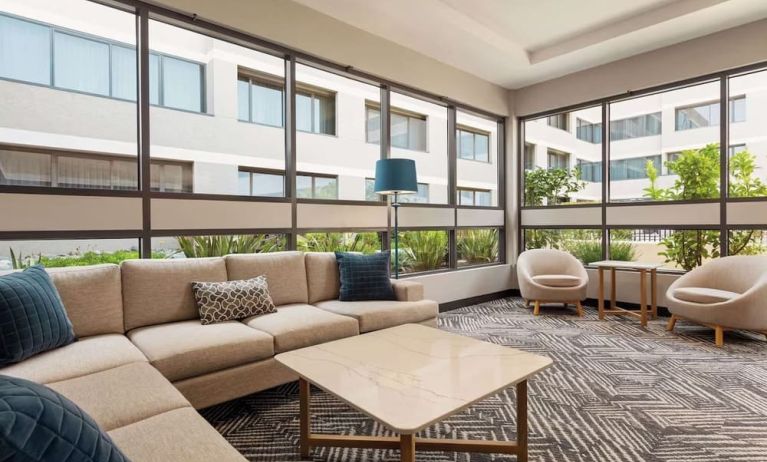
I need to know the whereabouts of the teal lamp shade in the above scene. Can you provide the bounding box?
[374,159,418,195]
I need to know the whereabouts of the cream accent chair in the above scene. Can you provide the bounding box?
[665,255,767,347]
[517,249,588,316]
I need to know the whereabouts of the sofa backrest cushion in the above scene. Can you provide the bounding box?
[47,264,124,337]
[225,251,308,306]
[305,252,340,303]
[122,257,227,331]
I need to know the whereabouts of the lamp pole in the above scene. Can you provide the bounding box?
[393,192,400,279]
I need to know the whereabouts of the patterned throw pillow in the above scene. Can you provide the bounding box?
[335,252,396,301]
[192,276,276,325]
[0,265,75,367]
[0,374,129,462]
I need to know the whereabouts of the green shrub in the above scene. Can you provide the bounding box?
[176,234,285,258]
[398,231,448,273]
[457,229,498,265]
[297,232,380,254]
[8,248,152,269]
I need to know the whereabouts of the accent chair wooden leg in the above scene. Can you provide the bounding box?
[400,433,415,462]
[715,326,724,347]
[575,300,584,317]
[533,300,541,316]
[666,315,677,331]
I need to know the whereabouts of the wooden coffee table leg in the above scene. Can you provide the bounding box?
[299,378,311,459]
[639,269,647,327]
[598,267,605,320]
[400,433,415,462]
[517,380,528,462]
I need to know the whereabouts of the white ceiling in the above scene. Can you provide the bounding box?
[291,0,767,89]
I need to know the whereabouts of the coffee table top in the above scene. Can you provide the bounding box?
[275,323,552,434]
[590,260,665,270]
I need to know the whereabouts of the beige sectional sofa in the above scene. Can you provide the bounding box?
[0,251,438,461]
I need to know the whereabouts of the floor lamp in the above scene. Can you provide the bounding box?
[374,158,418,279]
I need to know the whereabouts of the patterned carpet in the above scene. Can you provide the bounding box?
[201,298,767,462]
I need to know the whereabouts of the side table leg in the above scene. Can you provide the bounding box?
[400,433,415,462]
[639,269,647,327]
[299,378,311,459]
[598,268,605,320]
[610,268,617,310]
[517,380,528,462]
[651,269,658,319]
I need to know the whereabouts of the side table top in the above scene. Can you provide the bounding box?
[590,260,665,270]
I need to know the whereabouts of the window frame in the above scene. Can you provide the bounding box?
[456,125,491,163]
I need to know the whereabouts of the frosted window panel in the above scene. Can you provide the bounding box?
[252,172,283,197]
[111,158,137,190]
[111,45,136,101]
[0,150,51,186]
[162,56,202,112]
[0,15,50,85]
[253,84,282,127]
[237,79,249,121]
[54,32,110,96]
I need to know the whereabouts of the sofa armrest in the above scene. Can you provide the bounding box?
[391,280,424,302]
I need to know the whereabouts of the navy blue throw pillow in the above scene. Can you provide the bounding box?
[0,266,75,367]
[0,375,129,462]
[335,252,395,301]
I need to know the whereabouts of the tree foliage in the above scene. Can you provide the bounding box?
[524,168,584,206]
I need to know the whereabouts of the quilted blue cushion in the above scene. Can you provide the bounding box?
[335,252,395,301]
[0,374,129,462]
[0,266,75,367]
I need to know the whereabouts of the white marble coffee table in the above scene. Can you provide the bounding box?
[275,323,552,462]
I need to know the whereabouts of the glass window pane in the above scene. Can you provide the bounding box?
[252,172,283,197]
[0,1,138,192]
[315,93,335,135]
[237,170,250,195]
[524,228,603,265]
[150,20,284,196]
[296,175,312,198]
[399,183,429,204]
[298,232,381,254]
[237,78,250,122]
[366,107,380,144]
[296,93,312,132]
[610,229,719,271]
[161,56,202,112]
[459,130,474,159]
[1,239,140,270]
[111,45,136,101]
[459,190,473,205]
[391,92,447,204]
[314,176,337,199]
[729,229,767,256]
[458,112,497,207]
[474,134,489,162]
[54,32,110,96]
[610,81,720,202]
[0,15,51,85]
[365,178,377,201]
[149,53,160,105]
[457,228,499,267]
[729,71,766,198]
[152,234,286,258]
[252,82,283,127]
[394,230,449,274]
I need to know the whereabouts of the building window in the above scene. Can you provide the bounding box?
[391,109,427,151]
[577,159,602,183]
[0,147,191,192]
[365,104,380,144]
[547,149,569,170]
[728,144,746,157]
[238,71,284,126]
[576,118,602,144]
[297,173,338,199]
[237,168,284,197]
[547,113,569,131]
[296,86,336,135]
[457,127,489,162]
[610,155,661,181]
[0,15,51,85]
[368,178,428,203]
[610,112,662,141]
[458,188,491,206]
[675,96,746,131]
[524,143,536,170]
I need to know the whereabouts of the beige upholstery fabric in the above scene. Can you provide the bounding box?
[243,303,359,353]
[174,358,298,409]
[314,299,438,333]
[128,320,274,382]
[666,255,767,330]
[47,264,124,337]
[225,251,309,305]
[532,274,582,288]
[305,252,340,303]
[121,257,228,331]
[391,279,424,301]
[48,362,189,431]
[673,287,739,304]
[108,408,247,462]
[517,249,588,302]
[0,334,146,384]
[418,318,438,328]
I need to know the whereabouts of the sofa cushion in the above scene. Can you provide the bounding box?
[0,266,75,366]
[192,276,276,325]
[48,362,190,432]
[122,257,228,331]
[225,252,308,305]
[128,320,274,382]
[0,334,147,384]
[673,287,740,304]
[336,252,395,301]
[532,274,582,288]
[47,264,124,337]
[305,252,340,303]
[0,374,129,462]
[314,299,438,333]
[108,407,246,462]
[243,303,359,353]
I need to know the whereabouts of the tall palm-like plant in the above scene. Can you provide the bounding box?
[297,232,380,254]
[457,229,499,265]
[399,231,448,272]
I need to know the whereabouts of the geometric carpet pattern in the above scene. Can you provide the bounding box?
[201,297,767,461]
